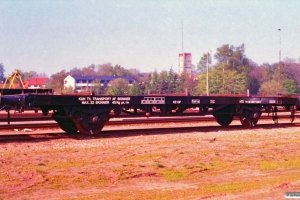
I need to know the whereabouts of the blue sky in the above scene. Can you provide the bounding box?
[0,0,299,77]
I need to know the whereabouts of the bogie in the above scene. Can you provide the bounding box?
[73,112,106,135]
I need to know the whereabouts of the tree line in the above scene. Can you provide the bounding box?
[1,43,300,95]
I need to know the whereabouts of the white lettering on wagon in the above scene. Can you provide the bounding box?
[92,97,111,101]
[173,100,181,104]
[112,97,131,105]
[78,96,110,105]
[192,99,200,104]
[269,100,276,104]
[78,96,131,105]
[245,100,261,103]
[141,97,165,104]
[117,97,131,101]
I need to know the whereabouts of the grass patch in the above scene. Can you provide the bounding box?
[36,169,45,174]
[38,162,46,166]
[154,161,165,168]
[259,157,300,170]
[160,169,185,181]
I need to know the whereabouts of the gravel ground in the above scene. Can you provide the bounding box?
[1,119,300,199]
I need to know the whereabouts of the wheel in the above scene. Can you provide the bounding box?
[239,110,260,128]
[214,114,233,127]
[213,106,234,127]
[273,116,279,124]
[290,115,295,123]
[239,115,258,128]
[53,114,78,134]
[74,112,105,135]
[55,118,78,134]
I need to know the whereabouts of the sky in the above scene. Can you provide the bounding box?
[0,0,300,77]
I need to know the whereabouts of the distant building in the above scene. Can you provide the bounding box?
[64,75,134,93]
[178,53,192,74]
[27,78,48,89]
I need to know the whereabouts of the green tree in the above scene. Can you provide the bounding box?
[283,79,297,94]
[166,67,177,94]
[197,52,212,73]
[282,59,300,92]
[149,69,160,94]
[199,44,251,95]
[129,81,142,95]
[258,80,281,95]
[214,44,232,66]
[107,78,129,95]
[175,73,187,94]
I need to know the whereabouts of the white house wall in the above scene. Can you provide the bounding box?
[64,75,76,89]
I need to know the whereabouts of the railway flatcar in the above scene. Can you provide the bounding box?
[0,92,299,134]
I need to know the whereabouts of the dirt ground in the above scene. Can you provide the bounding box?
[1,120,300,200]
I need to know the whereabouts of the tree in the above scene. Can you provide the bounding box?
[96,63,114,76]
[23,71,38,80]
[199,44,251,95]
[175,73,187,94]
[69,67,82,76]
[258,80,281,95]
[113,64,124,76]
[63,86,74,94]
[214,44,232,65]
[167,67,178,94]
[48,70,68,94]
[107,78,129,95]
[0,63,5,82]
[283,79,297,94]
[183,75,199,95]
[197,52,212,73]
[81,65,96,75]
[149,69,160,94]
[282,59,300,92]
[248,77,260,94]
[91,79,102,94]
[129,81,142,95]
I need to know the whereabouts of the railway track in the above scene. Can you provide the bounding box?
[0,116,216,130]
[1,121,299,142]
[0,114,297,130]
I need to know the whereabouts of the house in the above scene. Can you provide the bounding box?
[64,75,134,93]
[27,78,48,89]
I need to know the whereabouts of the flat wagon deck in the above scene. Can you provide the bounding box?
[1,93,299,134]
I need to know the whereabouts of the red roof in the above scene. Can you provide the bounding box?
[28,78,48,86]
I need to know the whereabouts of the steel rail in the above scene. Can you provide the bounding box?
[1,122,299,142]
[0,114,296,130]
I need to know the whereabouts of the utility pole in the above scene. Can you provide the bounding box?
[206,49,211,96]
[182,20,183,52]
[278,29,281,64]
[278,28,282,93]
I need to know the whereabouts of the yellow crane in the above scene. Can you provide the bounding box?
[2,70,25,89]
